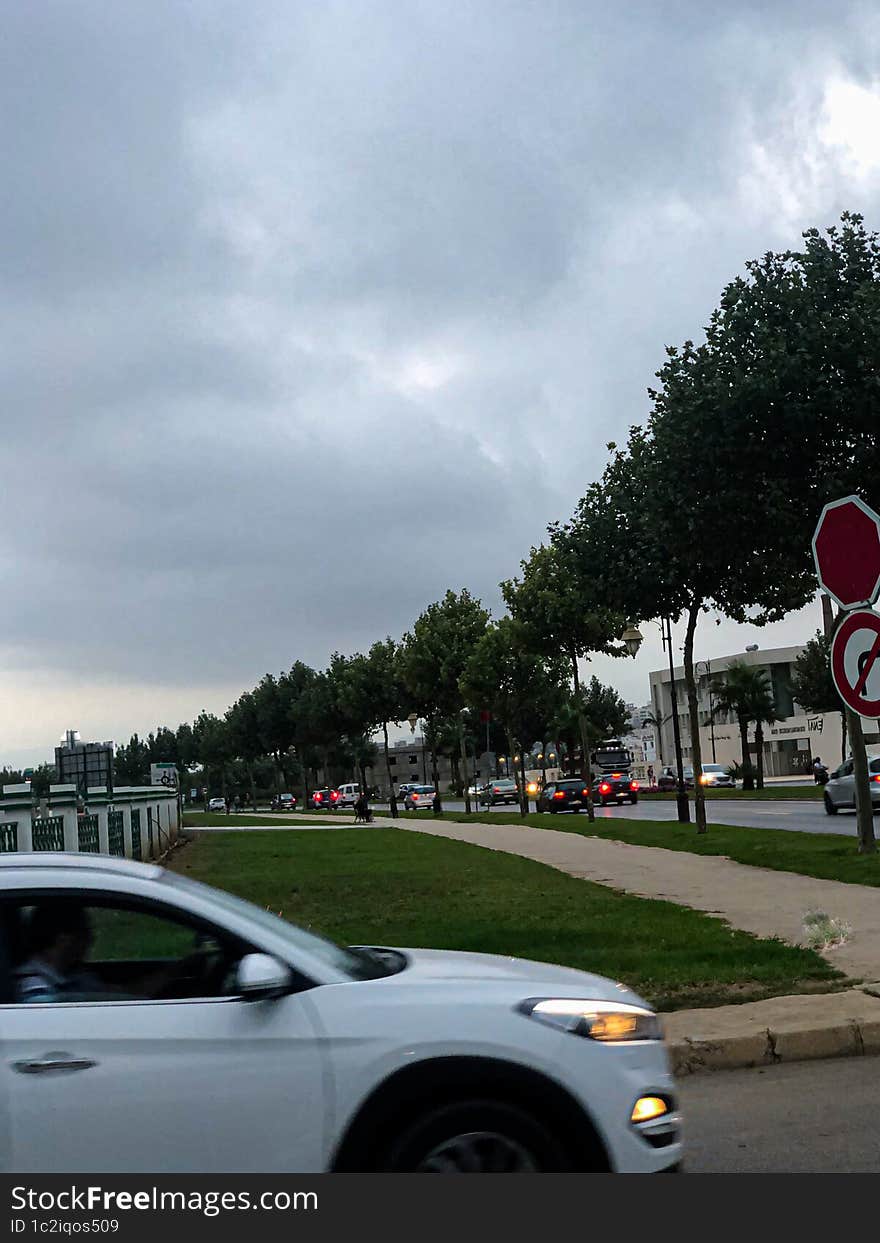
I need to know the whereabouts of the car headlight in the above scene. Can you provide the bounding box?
[519,998,663,1042]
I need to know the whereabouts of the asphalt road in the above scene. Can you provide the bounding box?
[392,796,858,836]
[680,1056,880,1172]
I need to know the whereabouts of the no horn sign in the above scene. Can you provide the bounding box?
[830,610,880,719]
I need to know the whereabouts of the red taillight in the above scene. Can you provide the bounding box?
[599,782,610,794]
[330,791,339,801]
[553,790,565,799]
[873,775,880,784]
[630,780,639,791]
[412,793,420,800]
[314,793,323,802]
[493,787,501,793]
[582,789,589,797]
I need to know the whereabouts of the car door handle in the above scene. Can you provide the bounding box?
[13,1052,97,1074]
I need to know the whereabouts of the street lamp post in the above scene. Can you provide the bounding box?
[663,617,690,824]
[696,660,716,764]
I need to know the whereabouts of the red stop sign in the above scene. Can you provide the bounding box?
[812,495,880,610]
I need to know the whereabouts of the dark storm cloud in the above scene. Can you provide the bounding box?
[2,0,879,719]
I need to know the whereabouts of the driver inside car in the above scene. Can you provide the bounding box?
[14,900,223,1003]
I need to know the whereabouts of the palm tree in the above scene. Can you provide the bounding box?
[640,711,668,766]
[711,662,778,791]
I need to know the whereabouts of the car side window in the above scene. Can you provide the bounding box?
[4,896,250,1007]
[842,760,855,777]
[544,785,555,796]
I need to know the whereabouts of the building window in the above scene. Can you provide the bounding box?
[389,757,396,767]
[409,755,419,765]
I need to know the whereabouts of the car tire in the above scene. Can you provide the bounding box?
[549,806,558,814]
[824,793,838,816]
[380,1098,570,1173]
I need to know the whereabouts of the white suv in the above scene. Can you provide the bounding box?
[0,856,681,1173]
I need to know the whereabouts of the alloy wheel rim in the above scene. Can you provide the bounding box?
[416,1130,538,1173]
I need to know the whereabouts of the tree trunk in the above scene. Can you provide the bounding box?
[519,747,528,817]
[358,760,367,797]
[383,723,398,818]
[459,719,472,814]
[848,709,876,854]
[738,716,753,789]
[682,604,707,834]
[571,652,595,822]
[249,762,258,816]
[755,722,765,790]
[273,753,283,799]
[840,711,848,765]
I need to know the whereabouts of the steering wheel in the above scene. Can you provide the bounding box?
[150,936,227,999]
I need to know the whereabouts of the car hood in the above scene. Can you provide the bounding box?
[377,947,647,1007]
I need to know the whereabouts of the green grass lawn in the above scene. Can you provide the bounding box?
[171,827,838,1012]
[183,812,338,828]
[639,786,822,801]
[398,809,880,888]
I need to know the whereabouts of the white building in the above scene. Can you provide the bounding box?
[648,645,880,778]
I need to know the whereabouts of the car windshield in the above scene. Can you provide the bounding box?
[413,786,435,793]
[558,780,584,790]
[159,872,398,980]
[703,765,725,774]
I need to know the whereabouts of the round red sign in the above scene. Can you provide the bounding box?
[830,609,880,718]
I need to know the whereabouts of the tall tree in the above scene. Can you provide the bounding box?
[460,618,569,814]
[502,538,627,820]
[401,590,490,813]
[791,631,846,762]
[710,662,777,790]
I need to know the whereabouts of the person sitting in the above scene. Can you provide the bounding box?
[15,901,104,1003]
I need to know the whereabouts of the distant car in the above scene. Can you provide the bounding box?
[397,783,420,803]
[697,764,736,789]
[207,797,226,812]
[824,756,880,815]
[271,793,298,811]
[404,785,436,811]
[537,779,590,813]
[336,783,361,808]
[480,779,519,806]
[310,788,340,810]
[657,767,693,792]
[594,773,639,807]
[466,782,487,798]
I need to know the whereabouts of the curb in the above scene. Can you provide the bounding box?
[664,987,880,1075]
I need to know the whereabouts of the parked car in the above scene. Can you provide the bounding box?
[594,774,639,807]
[537,779,590,813]
[336,783,361,809]
[207,797,226,812]
[824,756,880,815]
[310,788,340,810]
[270,793,298,811]
[0,855,681,1173]
[480,778,519,806]
[697,764,736,789]
[404,785,436,811]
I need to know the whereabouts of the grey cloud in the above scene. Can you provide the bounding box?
[1,1,878,755]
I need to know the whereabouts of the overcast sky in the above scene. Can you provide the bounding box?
[2,1,879,766]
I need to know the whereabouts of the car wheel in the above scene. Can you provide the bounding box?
[549,806,558,813]
[629,796,638,805]
[824,793,838,816]
[381,1099,570,1173]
